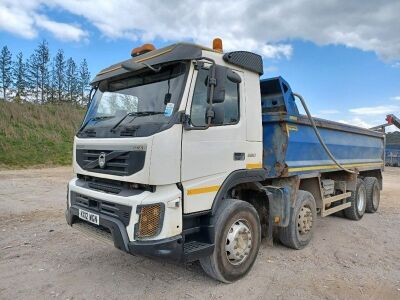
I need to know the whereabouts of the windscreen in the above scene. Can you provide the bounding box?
[78,62,188,138]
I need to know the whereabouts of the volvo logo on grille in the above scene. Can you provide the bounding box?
[98,152,107,168]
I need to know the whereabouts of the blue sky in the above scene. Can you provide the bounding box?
[1,0,399,130]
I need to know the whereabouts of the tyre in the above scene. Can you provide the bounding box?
[344,178,367,220]
[199,199,261,283]
[364,177,380,213]
[278,190,316,250]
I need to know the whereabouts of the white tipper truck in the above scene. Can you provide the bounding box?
[66,39,384,282]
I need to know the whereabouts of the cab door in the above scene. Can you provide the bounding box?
[181,66,247,214]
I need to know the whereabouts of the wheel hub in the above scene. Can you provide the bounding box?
[225,220,252,265]
[297,206,313,235]
[357,188,366,212]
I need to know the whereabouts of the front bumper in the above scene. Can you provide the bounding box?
[66,206,184,261]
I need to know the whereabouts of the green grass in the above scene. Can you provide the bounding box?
[0,101,85,169]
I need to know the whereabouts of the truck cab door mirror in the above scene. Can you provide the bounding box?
[208,65,226,104]
[207,66,241,104]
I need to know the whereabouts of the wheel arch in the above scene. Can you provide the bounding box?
[211,169,268,215]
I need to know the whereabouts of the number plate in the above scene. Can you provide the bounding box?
[78,209,99,225]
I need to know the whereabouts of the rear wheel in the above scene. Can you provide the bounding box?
[364,177,380,213]
[199,199,261,283]
[278,190,316,250]
[344,178,366,220]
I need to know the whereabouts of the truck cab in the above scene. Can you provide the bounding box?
[66,40,383,282]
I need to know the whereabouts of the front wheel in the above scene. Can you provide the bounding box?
[199,199,261,283]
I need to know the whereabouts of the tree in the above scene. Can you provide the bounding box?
[53,49,66,102]
[79,59,90,105]
[13,52,27,102]
[65,57,78,103]
[0,46,12,100]
[26,53,40,103]
[35,40,50,103]
[48,61,57,103]
[1,41,91,104]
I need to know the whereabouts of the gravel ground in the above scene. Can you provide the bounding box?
[0,167,399,300]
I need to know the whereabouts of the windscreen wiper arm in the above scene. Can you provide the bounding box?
[110,111,164,132]
[77,115,114,135]
[121,61,162,73]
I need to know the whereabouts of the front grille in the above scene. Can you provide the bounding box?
[76,149,146,176]
[71,192,132,226]
[81,150,129,175]
[88,181,122,194]
[136,203,164,238]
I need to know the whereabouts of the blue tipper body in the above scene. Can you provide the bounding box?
[260,77,385,178]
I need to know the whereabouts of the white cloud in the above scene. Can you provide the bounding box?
[261,44,292,59]
[349,105,399,115]
[263,65,278,73]
[0,1,37,39]
[0,0,88,42]
[34,15,88,42]
[1,0,400,61]
[390,96,400,101]
[338,118,373,128]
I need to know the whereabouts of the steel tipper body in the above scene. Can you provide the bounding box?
[66,40,385,283]
[261,77,384,178]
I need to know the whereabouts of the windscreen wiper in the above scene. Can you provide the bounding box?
[121,61,162,73]
[110,111,164,132]
[77,115,114,135]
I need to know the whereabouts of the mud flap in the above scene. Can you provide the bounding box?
[262,186,291,246]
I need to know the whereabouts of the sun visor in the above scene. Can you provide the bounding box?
[91,43,204,84]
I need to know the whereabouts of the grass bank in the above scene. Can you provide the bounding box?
[0,101,85,169]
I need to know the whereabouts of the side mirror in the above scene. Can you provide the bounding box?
[207,66,241,104]
[207,65,226,104]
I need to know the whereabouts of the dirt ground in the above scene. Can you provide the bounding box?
[0,167,399,300]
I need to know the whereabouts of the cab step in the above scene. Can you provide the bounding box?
[184,241,214,262]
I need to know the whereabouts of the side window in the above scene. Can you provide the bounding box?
[190,68,240,126]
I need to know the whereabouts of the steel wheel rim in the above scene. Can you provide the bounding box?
[297,205,313,235]
[357,188,366,212]
[225,219,252,265]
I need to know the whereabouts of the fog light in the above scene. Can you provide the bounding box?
[136,203,164,238]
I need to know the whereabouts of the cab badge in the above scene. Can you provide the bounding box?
[98,152,106,168]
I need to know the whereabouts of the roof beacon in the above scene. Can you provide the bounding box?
[212,38,223,52]
[131,44,156,57]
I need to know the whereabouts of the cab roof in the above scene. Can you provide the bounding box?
[91,42,263,84]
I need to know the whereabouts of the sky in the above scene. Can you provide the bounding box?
[1,0,400,131]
